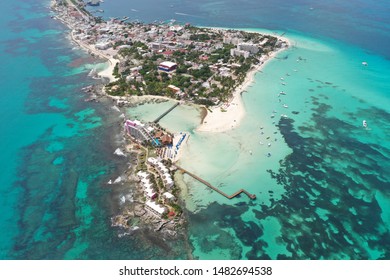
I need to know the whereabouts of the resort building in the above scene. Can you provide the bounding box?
[230,48,250,58]
[137,171,151,180]
[143,183,157,200]
[162,192,175,203]
[145,200,167,217]
[223,36,242,45]
[238,43,259,54]
[158,61,177,72]
[124,120,158,145]
[147,157,174,189]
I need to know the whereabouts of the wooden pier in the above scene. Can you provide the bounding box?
[153,102,180,123]
[174,164,256,200]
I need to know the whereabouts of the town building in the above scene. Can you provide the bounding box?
[158,61,177,72]
[95,41,111,50]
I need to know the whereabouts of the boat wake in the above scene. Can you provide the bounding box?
[174,12,200,18]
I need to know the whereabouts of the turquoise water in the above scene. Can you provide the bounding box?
[125,28,390,259]
[175,33,390,259]
[0,0,188,259]
[129,32,390,259]
[1,0,389,259]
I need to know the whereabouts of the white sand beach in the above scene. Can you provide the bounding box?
[197,43,289,133]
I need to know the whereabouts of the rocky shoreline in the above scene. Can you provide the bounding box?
[50,0,191,254]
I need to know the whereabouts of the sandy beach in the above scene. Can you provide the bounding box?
[197,43,289,133]
[69,30,119,83]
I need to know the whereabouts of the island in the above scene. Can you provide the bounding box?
[50,0,289,239]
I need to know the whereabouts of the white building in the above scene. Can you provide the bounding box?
[230,48,250,58]
[124,120,156,145]
[238,43,259,54]
[95,41,111,50]
[163,192,175,203]
[144,184,157,199]
[223,36,241,45]
[147,157,159,166]
[137,171,150,180]
[145,201,167,217]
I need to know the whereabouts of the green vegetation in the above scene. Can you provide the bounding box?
[104,25,283,107]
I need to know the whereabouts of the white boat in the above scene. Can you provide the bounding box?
[283,104,288,108]
[363,120,368,128]
[280,91,286,95]
[88,68,97,77]
[362,61,368,66]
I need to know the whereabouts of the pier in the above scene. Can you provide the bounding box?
[174,164,256,200]
[153,102,180,123]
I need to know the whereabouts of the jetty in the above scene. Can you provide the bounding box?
[153,102,180,123]
[174,164,256,200]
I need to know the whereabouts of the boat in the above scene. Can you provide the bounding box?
[88,68,98,77]
[280,91,286,95]
[283,104,288,108]
[362,61,368,66]
[363,120,368,128]
[87,0,100,6]
[267,153,271,157]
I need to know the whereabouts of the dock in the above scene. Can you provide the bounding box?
[153,102,180,123]
[174,164,256,200]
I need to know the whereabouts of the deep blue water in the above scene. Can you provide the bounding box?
[88,0,390,59]
[0,0,389,259]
